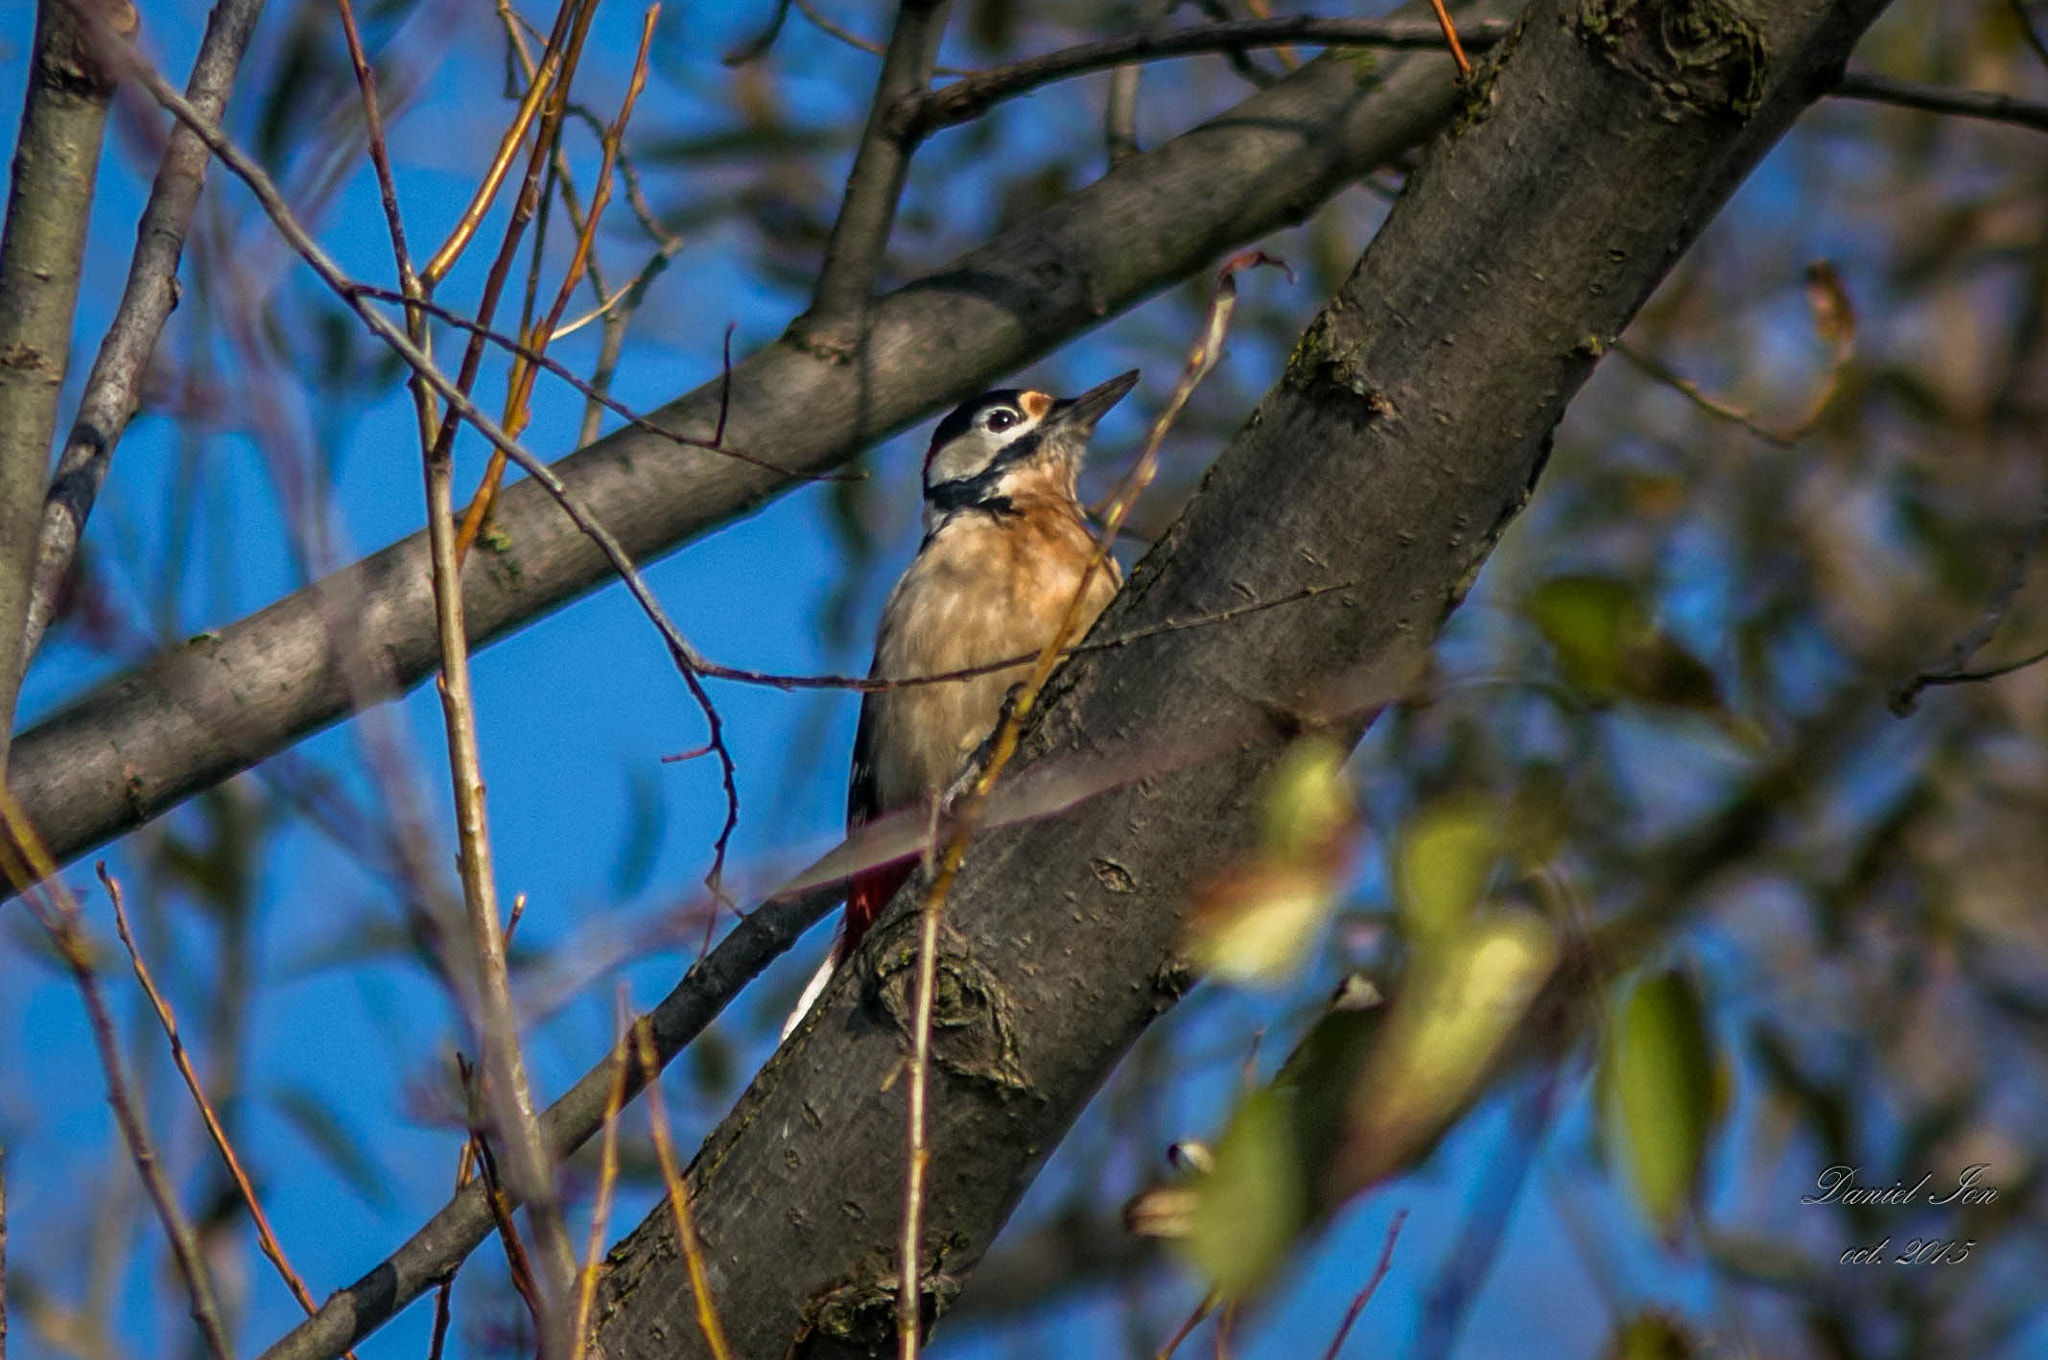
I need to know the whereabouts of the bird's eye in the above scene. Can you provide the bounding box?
[985,408,1019,432]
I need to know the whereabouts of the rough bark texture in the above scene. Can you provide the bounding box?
[7,0,1508,872]
[584,1,1888,1356]
[0,0,131,763]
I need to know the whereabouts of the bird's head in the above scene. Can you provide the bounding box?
[921,370,1139,525]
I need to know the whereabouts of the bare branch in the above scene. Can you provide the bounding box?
[800,0,951,337]
[22,0,265,666]
[0,0,136,754]
[1833,70,2048,134]
[251,883,837,1360]
[1104,0,1175,167]
[889,16,1512,141]
[0,795,232,1360]
[102,864,328,1325]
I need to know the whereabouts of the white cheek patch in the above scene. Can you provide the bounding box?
[926,438,990,487]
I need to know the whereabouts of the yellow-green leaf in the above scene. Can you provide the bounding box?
[1525,575,1640,700]
[1395,798,1501,945]
[1183,1087,1308,1297]
[1602,968,1721,1243]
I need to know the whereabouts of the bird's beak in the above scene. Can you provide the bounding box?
[1045,369,1140,435]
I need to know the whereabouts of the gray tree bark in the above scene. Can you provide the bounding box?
[583,1,1889,1356]
[0,0,132,767]
[6,0,1511,874]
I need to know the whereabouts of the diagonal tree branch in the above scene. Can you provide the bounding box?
[19,0,268,669]
[8,0,1523,883]
[0,0,135,764]
[583,0,1894,1355]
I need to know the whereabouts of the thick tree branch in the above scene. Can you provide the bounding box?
[19,0,267,667]
[800,0,951,339]
[9,0,1520,881]
[0,0,134,762]
[583,1,1892,1356]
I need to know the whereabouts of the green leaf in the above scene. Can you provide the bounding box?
[1335,910,1559,1195]
[1183,1087,1308,1297]
[1526,575,1640,700]
[1602,968,1722,1243]
[1394,798,1501,945]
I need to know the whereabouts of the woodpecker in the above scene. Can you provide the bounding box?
[784,369,1141,1036]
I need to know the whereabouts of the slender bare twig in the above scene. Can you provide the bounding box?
[569,995,634,1360]
[340,283,835,479]
[0,792,232,1360]
[1423,0,1471,75]
[1105,0,1175,166]
[419,1,579,291]
[100,27,748,910]
[802,0,951,336]
[1322,1209,1408,1360]
[0,0,136,747]
[1151,1292,1219,1360]
[468,1130,546,1327]
[456,7,658,560]
[631,1021,733,1360]
[424,0,597,470]
[423,289,580,1360]
[100,864,330,1326]
[888,17,1507,140]
[1833,70,2048,134]
[894,250,1282,1359]
[23,0,266,664]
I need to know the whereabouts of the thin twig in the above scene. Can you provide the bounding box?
[0,792,233,1360]
[1104,0,1174,167]
[1423,0,1470,76]
[100,864,330,1323]
[1152,1292,1219,1360]
[631,1020,733,1360]
[23,0,268,664]
[888,17,1508,140]
[803,0,951,333]
[104,26,749,914]
[340,282,840,480]
[420,1,582,290]
[1833,70,2048,134]
[456,6,659,560]
[1321,1209,1408,1360]
[894,250,1284,1359]
[569,995,634,1360]
[469,1130,547,1326]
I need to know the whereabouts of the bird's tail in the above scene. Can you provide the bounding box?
[778,859,917,1040]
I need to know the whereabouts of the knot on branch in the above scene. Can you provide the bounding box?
[798,1256,962,1357]
[1573,0,1767,117]
[866,916,1030,1092]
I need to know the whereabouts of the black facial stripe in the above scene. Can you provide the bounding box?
[924,429,1043,515]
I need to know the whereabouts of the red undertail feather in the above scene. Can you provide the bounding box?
[839,859,916,962]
